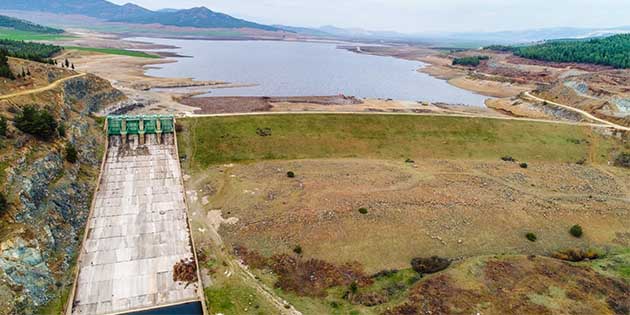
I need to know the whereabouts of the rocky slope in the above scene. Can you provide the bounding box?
[0,60,124,314]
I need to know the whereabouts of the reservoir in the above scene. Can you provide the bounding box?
[137,38,490,106]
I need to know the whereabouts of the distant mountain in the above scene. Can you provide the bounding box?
[273,25,332,37]
[0,14,63,33]
[111,7,279,31]
[0,0,279,31]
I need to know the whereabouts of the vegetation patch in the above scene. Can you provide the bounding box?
[64,46,160,59]
[452,55,489,67]
[410,256,451,274]
[0,15,63,34]
[552,248,599,262]
[177,115,617,168]
[0,39,61,63]
[526,232,537,242]
[569,225,584,238]
[614,152,630,168]
[14,105,58,141]
[234,245,371,298]
[489,34,630,68]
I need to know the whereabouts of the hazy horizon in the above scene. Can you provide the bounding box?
[110,0,630,34]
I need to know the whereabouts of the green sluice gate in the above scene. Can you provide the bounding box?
[105,114,175,136]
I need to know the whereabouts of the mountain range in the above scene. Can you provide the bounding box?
[0,0,280,31]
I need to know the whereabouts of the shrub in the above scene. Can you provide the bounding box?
[526,232,537,242]
[614,152,630,168]
[570,225,583,238]
[0,192,7,216]
[552,248,599,262]
[349,281,358,294]
[501,156,515,162]
[293,245,303,256]
[358,207,368,214]
[66,143,78,163]
[405,158,415,163]
[411,256,451,274]
[14,105,58,140]
[287,171,296,178]
[519,162,529,169]
[0,116,7,137]
[57,124,66,138]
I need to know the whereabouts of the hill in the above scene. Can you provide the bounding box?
[0,0,279,31]
[112,7,279,31]
[489,34,630,69]
[0,14,63,34]
[177,114,630,315]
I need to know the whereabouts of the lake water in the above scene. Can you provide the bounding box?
[137,38,489,106]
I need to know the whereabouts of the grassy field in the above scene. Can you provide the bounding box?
[179,114,630,315]
[178,114,625,169]
[0,28,70,41]
[64,46,160,59]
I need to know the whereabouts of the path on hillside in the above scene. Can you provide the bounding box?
[523,92,630,131]
[0,73,86,100]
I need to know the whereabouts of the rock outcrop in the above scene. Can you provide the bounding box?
[0,69,123,314]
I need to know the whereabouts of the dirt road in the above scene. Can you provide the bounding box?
[524,92,630,131]
[0,73,87,100]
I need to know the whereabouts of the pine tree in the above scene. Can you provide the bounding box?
[71,63,75,70]
[65,58,70,68]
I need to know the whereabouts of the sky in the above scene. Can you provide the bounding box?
[110,0,630,33]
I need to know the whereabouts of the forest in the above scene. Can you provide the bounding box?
[0,15,63,34]
[0,39,61,63]
[452,55,489,66]
[0,49,14,79]
[486,34,630,69]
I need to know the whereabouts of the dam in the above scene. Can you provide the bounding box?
[67,115,205,315]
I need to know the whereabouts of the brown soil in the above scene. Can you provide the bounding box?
[186,158,630,273]
[0,58,76,93]
[386,255,630,315]
[178,95,363,114]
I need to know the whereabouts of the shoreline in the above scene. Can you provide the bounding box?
[68,34,500,115]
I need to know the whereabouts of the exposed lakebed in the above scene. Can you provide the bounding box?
[135,38,489,106]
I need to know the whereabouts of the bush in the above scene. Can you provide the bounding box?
[519,162,529,169]
[570,225,583,238]
[411,256,451,274]
[293,245,303,255]
[0,192,7,216]
[614,152,630,168]
[526,232,537,242]
[287,171,296,178]
[66,143,78,163]
[358,207,368,214]
[552,248,599,262]
[14,105,58,140]
[57,124,66,138]
[501,156,515,162]
[0,116,7,137]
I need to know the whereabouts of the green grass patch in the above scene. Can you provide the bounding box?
[178,114,623,169]
[204,277,278,315]
[585,247,630,280]
[0,28,71,41]
[64,46,160,59]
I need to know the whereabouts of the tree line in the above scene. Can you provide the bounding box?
[452,55,489,67]
[485,34,630,69]
[0,39,62,63]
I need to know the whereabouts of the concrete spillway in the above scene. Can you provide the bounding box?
[68,131,204,315]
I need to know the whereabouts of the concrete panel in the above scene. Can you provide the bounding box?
[72,140,199,315]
